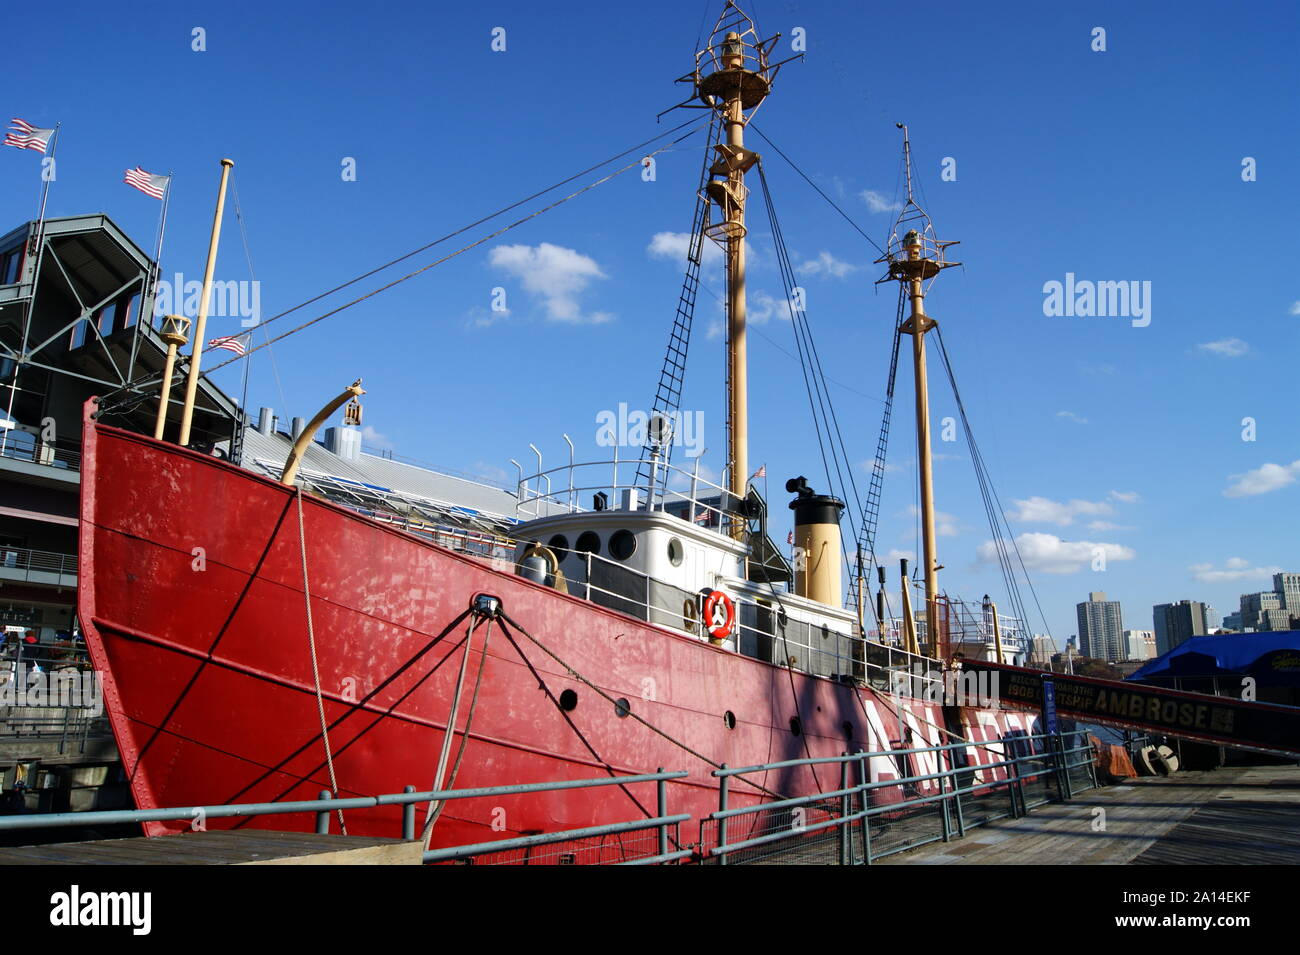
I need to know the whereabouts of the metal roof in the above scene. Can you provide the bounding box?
[238,423,524,535]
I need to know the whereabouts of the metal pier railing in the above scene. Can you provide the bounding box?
[0,731,1098,865]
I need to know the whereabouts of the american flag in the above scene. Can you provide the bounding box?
[787,530,794,545]
[694,509,710,524]
[124,167,169,199]
[3,118,53,153]
[751,464,766,479]
[208,335,248,357]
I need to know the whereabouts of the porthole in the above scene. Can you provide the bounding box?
[667,536,684,567]
[547,534,569,557]
[609,529,636,561]
[575,531,600,557]
[821,624,830,641]
[789,716,802,737]
[614,697,631,719]
[559,689,578,712]
[723,710,737,730]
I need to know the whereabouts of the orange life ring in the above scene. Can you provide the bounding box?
[702,589,736,640]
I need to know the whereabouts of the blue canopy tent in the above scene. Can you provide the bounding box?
[1128,631,1300,696]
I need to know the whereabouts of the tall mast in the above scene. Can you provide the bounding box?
[682,2,786,538]
[876,125,959,657]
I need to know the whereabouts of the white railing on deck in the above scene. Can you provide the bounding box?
[513,456,743,533]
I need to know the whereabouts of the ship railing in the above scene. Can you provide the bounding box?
[557,545,945,697]
[0,546,79,582]
[0,770,694,866]
[906,591,1032,661]
[702,730,1097,865]
[355,510,517,561]
[514,456,742,533]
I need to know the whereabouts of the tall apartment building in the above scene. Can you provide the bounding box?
[1152,600,1209,655]
[1241,590,1283,630]
[1274,573,1300,612]
[1077,591,1124,661]
[1123,629,1155,661]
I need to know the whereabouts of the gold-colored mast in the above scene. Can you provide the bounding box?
[152,314,192,439]
[876,125,960,658]
[678,2,789,538]
[177,158,234,447]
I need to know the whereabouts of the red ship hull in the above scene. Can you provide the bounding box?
[77,407,1041,858]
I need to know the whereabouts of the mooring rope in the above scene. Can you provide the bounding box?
[497,612,783,801]
[295,486,346,834]
[421,616,491,847]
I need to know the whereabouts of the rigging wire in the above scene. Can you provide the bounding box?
[932,325,1054,647]
[199,125,706,376]
[748,122,887,257]
[754,161,866,584]
[97,116,711,404]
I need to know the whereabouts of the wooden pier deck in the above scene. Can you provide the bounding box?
[0,830,424,865]
[880,765,1300,865]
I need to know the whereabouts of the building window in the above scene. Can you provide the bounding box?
[0,247,21,285]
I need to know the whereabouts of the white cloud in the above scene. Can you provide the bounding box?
[797,251,859,278]
[883,548,916,564]
[1290,301,1300,315]
[706,289,787,338]
[1197,337,1249,357]
[668,460,719,491]
[647,231,723,267]
[464,304,509,328]
[1087,520,1132,532]
[1005,495,1114,526]
[1223,460,1300,498]
[359,425,393,450]
[1189,558,1282,583]
[1108,490,1140,503]
[472,461,510,486]
[489,242,612,324]
[1078,362,1118,376]
[748,290,787,324]
[906,505,961,537]
[979,533,1136,574]
[860,190,902,214]
[1056,410,1088,425]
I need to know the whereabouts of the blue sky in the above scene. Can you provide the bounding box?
[5,0,1297,645]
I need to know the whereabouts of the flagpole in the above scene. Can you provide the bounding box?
[1,123,59,457]
[233,330,252,464]
[129,173,171,383]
